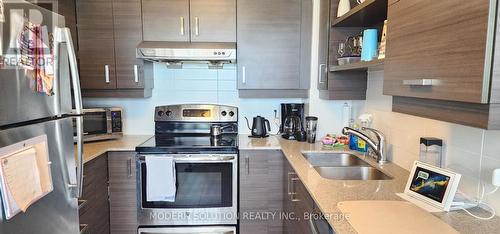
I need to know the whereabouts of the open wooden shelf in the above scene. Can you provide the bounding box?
[329,58,384,72]
[332,0,388,27]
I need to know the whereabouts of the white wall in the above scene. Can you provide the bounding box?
[83,63,304,135]
[364,70,500,212]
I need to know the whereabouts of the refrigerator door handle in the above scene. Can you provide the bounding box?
[74,116,84,198]
[55,27,84,198]
[55,27,83,115]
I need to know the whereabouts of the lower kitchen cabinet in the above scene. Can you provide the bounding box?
[283,157,335,234]
[239,150,285,234]
[78,151,138,234]
[239,150,334,234]
[283,159,312,234]
[79,154,110,234]
[108,152,138,234]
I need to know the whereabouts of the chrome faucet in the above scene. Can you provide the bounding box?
[342,127,387,164]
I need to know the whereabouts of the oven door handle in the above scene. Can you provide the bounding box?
[138,155,235,162]
[175,156,235,162]
[141,231,234,234]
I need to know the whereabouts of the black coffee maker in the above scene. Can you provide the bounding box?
[280,103,305,140]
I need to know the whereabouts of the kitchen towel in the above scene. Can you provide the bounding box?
[146,156,176,202]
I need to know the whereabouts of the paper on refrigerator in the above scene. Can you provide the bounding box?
[0,135,53,220]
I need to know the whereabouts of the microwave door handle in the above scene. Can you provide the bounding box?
[106,108,112,134]
[55,27,84,198]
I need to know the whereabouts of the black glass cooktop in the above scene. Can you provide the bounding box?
[136,134,238,153]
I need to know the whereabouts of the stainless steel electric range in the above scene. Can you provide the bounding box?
[136,104,238,234]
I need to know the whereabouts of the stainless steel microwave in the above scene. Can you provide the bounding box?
[73,107,123,142]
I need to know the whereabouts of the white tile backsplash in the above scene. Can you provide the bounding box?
[83,63,305,135]
[364,70,500,213]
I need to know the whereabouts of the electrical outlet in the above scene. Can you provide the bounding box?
[493,168,500,187]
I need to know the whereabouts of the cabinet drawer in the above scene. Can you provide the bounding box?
[383,0,492,103]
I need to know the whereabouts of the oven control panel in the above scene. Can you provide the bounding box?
[155,104,238,122]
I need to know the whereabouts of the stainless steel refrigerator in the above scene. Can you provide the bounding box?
[0,1,83,233]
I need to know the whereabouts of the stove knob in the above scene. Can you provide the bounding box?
[157,110,164,116]
[166,110,172,116]
[229,111,234,117]
[221,111,227,116]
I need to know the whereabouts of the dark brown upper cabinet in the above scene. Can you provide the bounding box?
[76,0,117,90]
[142,0,236,43]
[189,0,236,42]
[237,0,312,98]
[76,0,152,97]
[384,0,500,129]
[384,0,492,104]
[142,0,190,42]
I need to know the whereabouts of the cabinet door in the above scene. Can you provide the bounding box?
[79,155,110,234]
[142,0,190,42]
[283,159,315,234]
[317,0,330,91]
[108,152,138,234]
[76,0,117,89]
[190,0,236,42]
[239,150,284,234]
[237,0,302,89]
[383,0,491,103]
[113,0,144,89]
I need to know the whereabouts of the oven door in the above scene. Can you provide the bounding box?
[137,154,238,226]
[138,226,236,234]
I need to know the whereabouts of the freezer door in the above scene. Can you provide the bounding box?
[0,117,79,234]
[0,1,75,127]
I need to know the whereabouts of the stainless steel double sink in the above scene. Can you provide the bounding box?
[302,152,392,180]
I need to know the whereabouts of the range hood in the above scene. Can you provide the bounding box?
[136,41,236,65]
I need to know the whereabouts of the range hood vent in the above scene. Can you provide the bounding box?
[136,41,236,65]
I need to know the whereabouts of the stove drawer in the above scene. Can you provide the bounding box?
[138,226,236,234]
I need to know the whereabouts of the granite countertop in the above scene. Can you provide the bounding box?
[79,135,152,163]
[239,135,500,234]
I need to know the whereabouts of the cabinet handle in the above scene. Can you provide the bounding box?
[402,79,438,86]
[78,199,88,210]
[127,158,133,178]
[194,17,200,36]
[318,64,326,84]
[104,65,110,83]
[80,224,89,234]
[290,177,301,202]
[287,172,295,195]
[242,66,246,84]
[245,156,250,175]
[134,65,139,83]
[308,212,320,234]
[180,17,185,36]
